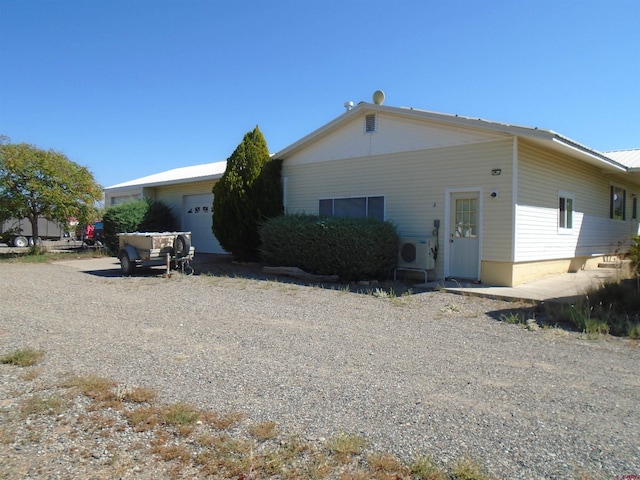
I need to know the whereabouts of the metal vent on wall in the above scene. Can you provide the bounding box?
[365,114,376,133]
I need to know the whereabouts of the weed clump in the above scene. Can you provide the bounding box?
[0,348,45,367]
[543,280,640,338]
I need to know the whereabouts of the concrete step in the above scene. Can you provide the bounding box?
[598,259,631,269]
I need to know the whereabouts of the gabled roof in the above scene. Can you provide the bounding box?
[105,160,227,191]
[273,103,629,173]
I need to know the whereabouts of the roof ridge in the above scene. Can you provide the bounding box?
[603,148,640,153]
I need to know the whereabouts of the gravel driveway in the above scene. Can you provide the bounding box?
[1,259,639,479]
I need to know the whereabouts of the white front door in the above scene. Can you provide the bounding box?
[449,192,480,280]
[183,193,225,254]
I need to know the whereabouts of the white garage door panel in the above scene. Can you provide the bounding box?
[183,194,226,254]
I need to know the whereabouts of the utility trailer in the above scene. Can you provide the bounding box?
[117,232,195,275]
[0,217,67,247]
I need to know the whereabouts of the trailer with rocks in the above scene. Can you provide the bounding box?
[117,232,195,275]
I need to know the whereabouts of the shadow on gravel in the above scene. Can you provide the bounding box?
[191,253,421,295]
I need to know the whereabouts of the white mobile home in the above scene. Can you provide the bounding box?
[104,161,227,254]
[274,102,640,286]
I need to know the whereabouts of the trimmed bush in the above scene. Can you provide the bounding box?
[259,214,399,281]
[102,198,178,253]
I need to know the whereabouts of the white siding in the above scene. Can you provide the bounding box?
[515,140,639,261]
[283,138,515,279]
[152,180,225,254]
[286,111,508,166]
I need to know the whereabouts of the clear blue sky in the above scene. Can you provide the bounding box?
[1,0,638,191]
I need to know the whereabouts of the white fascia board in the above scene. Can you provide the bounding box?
[273,106,364,159]
[105,173,224,192]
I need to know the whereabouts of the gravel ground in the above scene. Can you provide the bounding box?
[1,259,639,479]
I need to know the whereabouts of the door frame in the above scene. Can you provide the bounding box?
[443,187,483,281]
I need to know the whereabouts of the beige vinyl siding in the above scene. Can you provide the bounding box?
[287,112,508,166]
[516,140,638,261]
[283,138,514,278]
[105,187,143,206]
[152,181,215,214]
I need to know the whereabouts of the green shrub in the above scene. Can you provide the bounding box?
[628,235,640,278]
[102,198,178,253]
[259,214,399,281]
[212,127,281,261]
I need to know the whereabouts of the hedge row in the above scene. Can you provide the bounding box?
[259,214,399,281]
[102,198,178,253]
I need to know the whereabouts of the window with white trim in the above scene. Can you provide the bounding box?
[558,193,574,230]
[319,196,384,221]
[610,185,626,220]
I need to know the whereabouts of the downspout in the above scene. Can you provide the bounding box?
[511,137,518,270]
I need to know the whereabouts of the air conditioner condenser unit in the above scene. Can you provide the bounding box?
[397,237,435,270]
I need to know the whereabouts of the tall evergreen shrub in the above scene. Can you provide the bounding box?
[212,127,282,260]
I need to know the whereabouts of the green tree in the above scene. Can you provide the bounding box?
[0,141,102,240]
[212,126,282,260]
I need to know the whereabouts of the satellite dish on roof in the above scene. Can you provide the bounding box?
[372,90,385,105]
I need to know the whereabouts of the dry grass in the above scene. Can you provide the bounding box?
[248,420,278,440]
[368,452,408,477]
[0,348,45,367]
[327,432,368,463]
[59,374,117,402]
[19,394,66,418]
[3,357,604,479]
[452,456,494,480]
[199,410,245,429]
[410,456,448,480]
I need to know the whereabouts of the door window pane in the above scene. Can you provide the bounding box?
[454,198,478,237]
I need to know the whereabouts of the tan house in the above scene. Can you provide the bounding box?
[273,102,640,286]
[104,102,640,286]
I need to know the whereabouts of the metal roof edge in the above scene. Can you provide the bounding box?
[104,160,227,190]
[551,135,628,171]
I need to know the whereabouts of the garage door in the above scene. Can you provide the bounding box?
[182,194,226,254]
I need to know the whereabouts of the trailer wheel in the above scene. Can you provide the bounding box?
[173,234,191,257]
[119,250,135,275]
[13,236,28,248]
